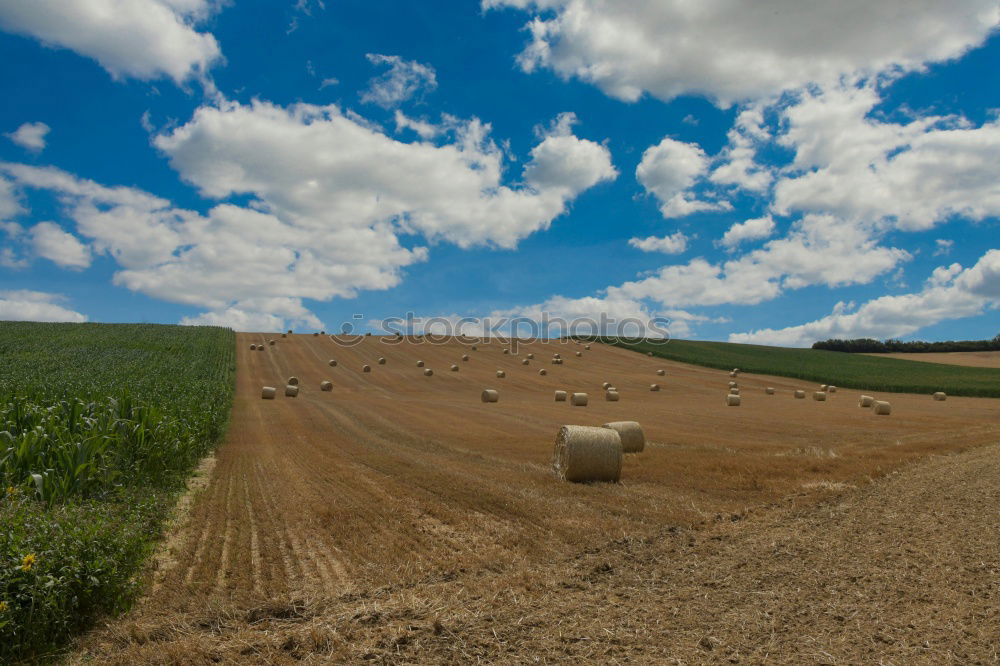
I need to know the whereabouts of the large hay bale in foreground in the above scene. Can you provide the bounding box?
[496,370,506,378]
[933,392,947,401]
[320,381,332,391]
[859,395,875,407]
[287,376,299,386]
[603,421,645,453]
[261,386,276,400]
[727,394,741,406]
[605,389,620,402]
[481,389,499,403]
[794,390,805,399]
[424,368,434,376]
[873,400,892,415]
[813,391,827,401]
[554,390,567,401]
[571,392,588,406]
[285,385,299,397]
[329,359,338,367]
[552,425,622,483]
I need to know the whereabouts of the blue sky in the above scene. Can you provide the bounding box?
[0,0,997,345]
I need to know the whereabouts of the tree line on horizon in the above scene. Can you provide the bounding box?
[812,335,1000,354]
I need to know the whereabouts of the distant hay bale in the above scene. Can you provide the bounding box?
[320,381,332,392]
[602,381,612,389]
[552,359,564,365]
[261,386,276,400]
[575,351,582,357]
[321,331,325,335]
[527,353,534,359]
[424,368,434,376]
[329,360,338,367]
[471,345,478,351]
[603,421,645,453]
[416,360,425,367]
[250,344,257,350]
[873,400,892,415]
[503,349,510,355]
[481,389,499,403]
[732,368,740,373]
[552,425,622,483]
[269,340,275,346]
[584,344,591,350]
[522,359,530,365]
[496,370,506,378]
[288,329,293,334]
[362,365,371,373]
[313,332,319,337]
[765,387,775,395]
[729,371,737,378]
[539,369,548,376]
[727,394,741,407]
[554,390,567,401]
[571,392,588,406]
[859,395,874,407]
[794,390,805,399]
[729,381,737,388]
[287,376,299,386]
[258,346,264,351]
[828,385,837,393]
[462,354,470,361]
[605,389,620,402]
[378,357,386,365]
[647,352,653,357]
[813,391,827,401]
[285,384,299,397]
[281,333,287,338]
[933,392,947,401]
[451,364,459,372]
[656,369,665,376]
[730,387,740,395]
[650,384,660,391]
[366,332,371,337]
[820,384,828,391]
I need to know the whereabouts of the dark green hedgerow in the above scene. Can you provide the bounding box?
[0,322,235,662]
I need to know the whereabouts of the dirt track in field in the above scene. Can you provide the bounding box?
[865,350,1000,368]
[73,335,1000,663]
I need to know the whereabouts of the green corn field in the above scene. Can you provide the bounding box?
[0,321,235,659]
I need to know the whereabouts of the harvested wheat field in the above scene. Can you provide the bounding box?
[866,351,1000,369]
[72,335,1000,664]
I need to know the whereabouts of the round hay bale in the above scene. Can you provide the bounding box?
[647,352,653,357]
[820,384,828,391]
[873,400,892,415]
[656,369,665,376]
[732,368,740,373]
[730,387,740,395]
[765,387,776,395]
[281,333,287,338]
[496,370,506,378]
[603,421,645,453]
[313,332,319,337]
[650,384,660,391]
[329,359,338,367]
[527,353,534,359]
[320,380,333,392]
[729,381,738,388]
[794,390,806,399]
[552,425,622,483]
[450,364,459,372]
[503,349,510,355]
[552,359,563,365]
[729,371,737,378]
[261,386,276,400]
[554,390,567,402]
[424,368,434,376]
[285,384,299,397]
[362,365,371,373]
[481,389,499,403]
[522,359,530,365]
[378,357,386,365]
[605,389,620,402]
[575,351,582,357]
[584,344,591,350]
[727,394,741,406]
[813,391,827,401]
[287,376,299,386]
[462,354,470,361]
[257,346,264,351]
[570,392,589,406]
[250,344,257,350]
[288,329,293,334]
[321,331,325,335]
[416,360,425,367]
[471,345,478,351]
[933,392,947,401]
[539,369,548,376]
[269,340,275,346]
[859,395,874,407]
[828,385,837,393]
[602,381,612,390]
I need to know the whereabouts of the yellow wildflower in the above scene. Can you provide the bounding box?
[5,486,15,496]
[21,553,36,571]
[0,601,8,613]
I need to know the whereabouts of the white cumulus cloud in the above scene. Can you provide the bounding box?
[719,215,775,250]
[628,232,688,254]
[6,122,50,152]
[29,221,91,269]
[0,289,87,322]
[636,137,730,218]
[361,54,437,108]
[0,0,222,83]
